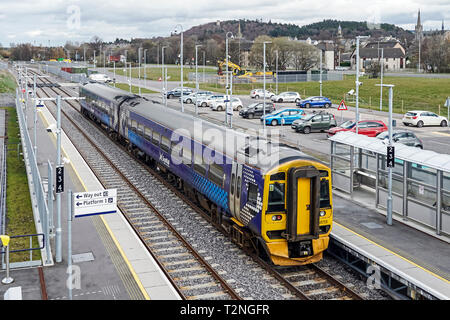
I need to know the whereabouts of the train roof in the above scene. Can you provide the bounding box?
[81,82,137,104]
[81,83,323,173]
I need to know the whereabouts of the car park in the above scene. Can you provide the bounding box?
[180,91,212,104]
[210,97,243,111]
[250,89,275,99]
[260,108,306,126]
[165,87,193,99]
[270,92,301,103]
[376,130,424,149]
[292,112,337,134]
[239,102,275,119]
[296,96,332,108]
[402,110,448,128]
[327,120,388,137]
[196,94,225,107]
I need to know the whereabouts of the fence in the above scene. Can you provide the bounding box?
[44,64,89,83]
[13,89,53,266]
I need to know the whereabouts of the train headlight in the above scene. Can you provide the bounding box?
[272,215,282,221]
[320,211,326,217]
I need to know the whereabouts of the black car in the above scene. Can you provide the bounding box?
[165,88,193,99]
[239,102,275,119]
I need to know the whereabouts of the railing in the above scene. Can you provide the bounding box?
[15,90,53,265]
[1,234,45,269]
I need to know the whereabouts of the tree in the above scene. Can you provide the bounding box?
[89,35,103,53]
[290,42,319,71]
[366,61,381,78]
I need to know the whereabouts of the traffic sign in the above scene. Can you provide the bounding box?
[56,166,64,194]
[445,97,450,108]
[337,100,348,111]
[387,146,395,168]
[73,189,117,218]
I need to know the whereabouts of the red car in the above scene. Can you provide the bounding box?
[327,120,388,137]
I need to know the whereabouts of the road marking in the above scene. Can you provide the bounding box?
[428,140,450,147]
[432,131,450,137]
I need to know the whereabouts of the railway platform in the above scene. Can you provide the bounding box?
[0,91,180,300]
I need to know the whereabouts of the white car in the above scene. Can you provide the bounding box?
[210,97,243,111]
[271,91,301,103]
[402,110,448,128]
[181,91,213,104]
[250,89,275,99]
[196,94,225,108]
[89,73,112,83]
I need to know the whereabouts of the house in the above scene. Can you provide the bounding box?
[364,41,406,55]
[351,47,406,71]
[316,42,335,70]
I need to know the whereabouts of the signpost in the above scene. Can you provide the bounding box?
[337,100,347,122]
[445,97,450,128]
[387,146,395,168]
[55,166,64,194]
[73,189,117,218]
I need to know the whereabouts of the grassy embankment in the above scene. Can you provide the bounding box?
[0,70,40,263]
[187,75,450,116]
[109,65,217,82]
[111,83,158,94]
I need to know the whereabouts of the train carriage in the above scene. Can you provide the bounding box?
[80,83,333,266]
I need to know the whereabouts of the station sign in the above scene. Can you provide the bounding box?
[56,166,64,193]
[36,100,44,108]
[386,146,395,168]
[73,189,117,218]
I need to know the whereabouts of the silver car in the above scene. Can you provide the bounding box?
[197,94,225,107]
[271,91,301,103]
[180,91,213,104]
[210,97,243,111]
[376,130,423,149]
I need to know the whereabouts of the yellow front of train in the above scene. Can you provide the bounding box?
[260,159,333,266]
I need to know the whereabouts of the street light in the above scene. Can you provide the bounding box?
[378,48,384,111]
[355,36,361,134]
[144,49,148,91]
[138,47,142,95]
[225,31,234,126]
[175,24,184,112]
[195,44,202,115]
[162,46,168,107]
[275,50,278,95]
[263,41,272,134]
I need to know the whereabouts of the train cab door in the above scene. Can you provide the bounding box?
[285,166,320,241]
[229,162,243,221]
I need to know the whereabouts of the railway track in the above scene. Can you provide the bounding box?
[25,68,365,300]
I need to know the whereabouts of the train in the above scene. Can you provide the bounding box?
[79,82,333,266]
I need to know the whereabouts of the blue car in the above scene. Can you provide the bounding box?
[297,96,332,108]
[260,108,306,126]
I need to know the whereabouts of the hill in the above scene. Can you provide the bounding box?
[183,19,414,42]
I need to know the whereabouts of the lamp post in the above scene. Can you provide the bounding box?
[162,46,167,106]
[275,50,278,95]
[195,44,202,115]
[379,48,384,111]
[144,49,148,91]
[175,24,184,112]
[263,41,272,134]
[225,32,234,126]
[319,49,323,96]
[138,47,142,95]
[93,50,96,69]
[355,36,361,134]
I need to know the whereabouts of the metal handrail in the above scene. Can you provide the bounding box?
[5,234,45,254]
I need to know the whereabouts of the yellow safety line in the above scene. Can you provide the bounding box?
[38,108,151,300]
[334,221,450,284]
[432,131,450,137]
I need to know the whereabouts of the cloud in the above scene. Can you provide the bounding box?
[0,0,449,46]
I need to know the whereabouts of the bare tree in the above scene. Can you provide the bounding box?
[89,35,103,53]
[291,42,319,71]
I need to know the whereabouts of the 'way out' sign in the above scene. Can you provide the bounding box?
[73,189,117,218]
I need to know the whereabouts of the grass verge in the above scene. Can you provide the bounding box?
[111,83,159,94]
[109,66,217,82]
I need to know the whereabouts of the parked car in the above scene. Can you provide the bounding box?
[239,102,275,119]
[327,120,388,137]
[210,97,243,111]
[260,108,306,126]
[292,112,337,134]
[88,73,112,83]
[296,96,332,108]
[165,87,193,99]
[376,130,424,149]
[271,92,301,103]
[196,94,225,107]
[402,110,448,128]
[250,89,275,99]
[180,91,212,104]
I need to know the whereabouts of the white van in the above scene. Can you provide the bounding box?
[89,73,112,83]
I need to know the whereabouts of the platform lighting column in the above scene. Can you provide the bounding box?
[33,75,37,156]
[93,51,96,69]
[195,44,202,115]
[225,32,233,125]
[175,24,184,112]
[162,46,167,106]
[319,49,323,96]
[113,61,116,87]
[203,51,206,83]
[144,49,148,91]
[379,48,384,111]
[386,85,394,226]
[263,41,272,135]
[138,48,142,96]
[67,190,73,300]
[275,50,278,95]
[355,36,361,134]
[55,95,62,263]
[129,62,132,93]
[83,46,86,64]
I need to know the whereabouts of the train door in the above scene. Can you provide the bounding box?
[285,166,320,241]
[229,162,243,221]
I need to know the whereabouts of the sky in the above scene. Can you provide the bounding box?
[0,0,449,47]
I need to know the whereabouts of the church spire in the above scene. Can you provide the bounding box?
[415,9,423,42]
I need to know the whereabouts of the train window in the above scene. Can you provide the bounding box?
[193,153,207,176]
[320,179,331,208]
[171,141,182,162]
[209,163,225,188]
[152,131,160,145]
[270,172,285,181]
[247,183,258,206]
[131,120,137,133]
[267,183,285,212]
[182,145,192,165]
[137,123,144,136]
[144,127,152,140]
[161,136,170,153]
